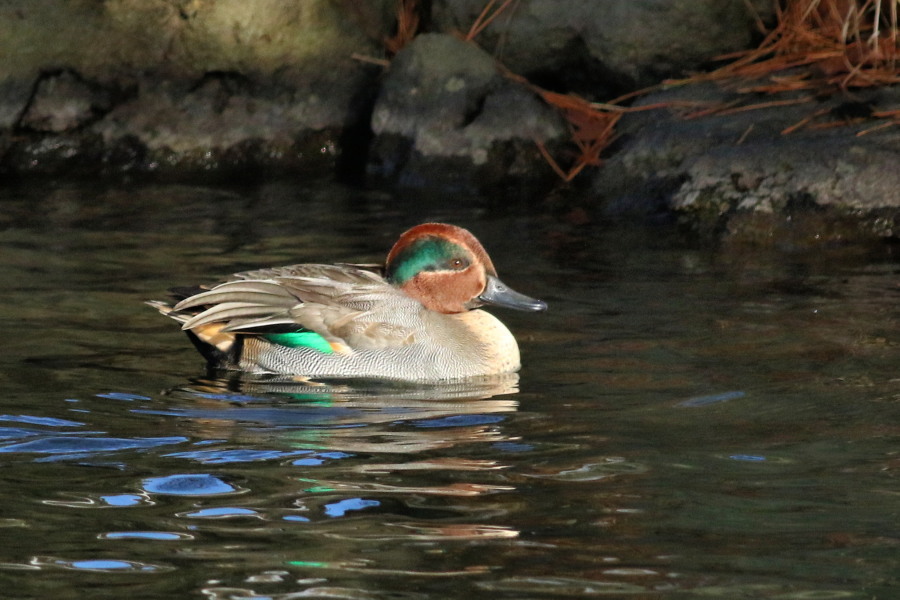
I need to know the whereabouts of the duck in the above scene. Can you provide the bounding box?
[149,223,547,381]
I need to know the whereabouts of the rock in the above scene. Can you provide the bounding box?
[592,83,900,243]
[2,72,354,177]
[368,33,567,195]
[431,0,771,93]
[19,70,115,133]
[0,1,394,83]
[91,74,343,174]
[0,0,393,177]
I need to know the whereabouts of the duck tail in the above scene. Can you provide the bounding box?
[146,297,243,369]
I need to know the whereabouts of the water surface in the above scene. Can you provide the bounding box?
[0,180,897,598]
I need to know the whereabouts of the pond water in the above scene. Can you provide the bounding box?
[0,179,898,599]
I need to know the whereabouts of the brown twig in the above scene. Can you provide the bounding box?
[698,0,900,91]
[528,87,621,181]
[385,0,421,56]
[466,0,516,41]
[351,53,391,67]
[781,106,831,134]
[857,118,899,135]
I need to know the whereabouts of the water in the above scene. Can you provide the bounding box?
[0,179,898,599]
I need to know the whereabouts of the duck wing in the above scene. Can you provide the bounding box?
[173,264,420,352]
[230,262,385,283]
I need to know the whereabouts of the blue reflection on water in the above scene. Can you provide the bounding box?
[60,558,163,572]
[0,415,84,427]
[0,427,43,441]
[411,414,505,428]
[677,391,746,407]
[292,451,353,466]
[96,392,152,402]
[324,497,381,517]
[493,441,535,452]
[319,451,352,459]
[101,494,145,507]
[72,560,135,570]
[142,473,239,496]
[183,507,259,518]
[0,436,187,454]
[729,454,767,462]
[104,531,188,540]
[283,515,311,522]
[165,448,314,464]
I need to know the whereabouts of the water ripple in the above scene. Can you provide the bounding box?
[31,555,173,573]
[323,498,380,517]
[677,390,746,407]
[301,480,513,497]
[165,447,315,464]
[202,586,427,600]
[43,492,155,509]
[477,576,650,595]
[95,392,152,402]
[100,531,193,541]
[317,522,519,541]
[410,414,506,428]
[181,507,261,519]
[0,414,84,427]
[142,473,245,496]
[689,585,864,598]
[0,436,187,455]
[526,458,649,481]
[0,427,44,441]
[285,559,490,576]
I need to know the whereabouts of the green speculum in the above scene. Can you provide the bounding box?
[263,332,333,353]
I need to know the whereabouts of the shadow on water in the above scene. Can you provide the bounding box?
[0,179,898,598]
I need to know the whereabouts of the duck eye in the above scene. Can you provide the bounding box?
[449,257,469,270]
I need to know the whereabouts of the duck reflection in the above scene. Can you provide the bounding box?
[155,372,521,455]
[140,371,526,548]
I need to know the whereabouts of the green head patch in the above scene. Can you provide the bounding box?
[386,237,470,284]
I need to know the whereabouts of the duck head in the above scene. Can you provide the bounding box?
[385,223,548,314]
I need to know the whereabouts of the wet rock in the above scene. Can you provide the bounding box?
[91,74,344,175]
[1,74,349,178]
[2,133,106,176]
[431,0,771,93]
[19,70,115,133]
[592,83,900,243]
[368,33,567,195]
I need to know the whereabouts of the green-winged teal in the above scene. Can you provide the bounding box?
[150,223,547,381]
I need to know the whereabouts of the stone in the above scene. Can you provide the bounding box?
[0,0,394,83]
[19,70,114,133]
[591,83,900,242]
[431,0,771,93]
[368,33,566,194]
[0,0,393,177]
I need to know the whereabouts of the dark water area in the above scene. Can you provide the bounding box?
[0,179,898,599]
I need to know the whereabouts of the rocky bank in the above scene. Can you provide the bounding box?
[1,0,898,243]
